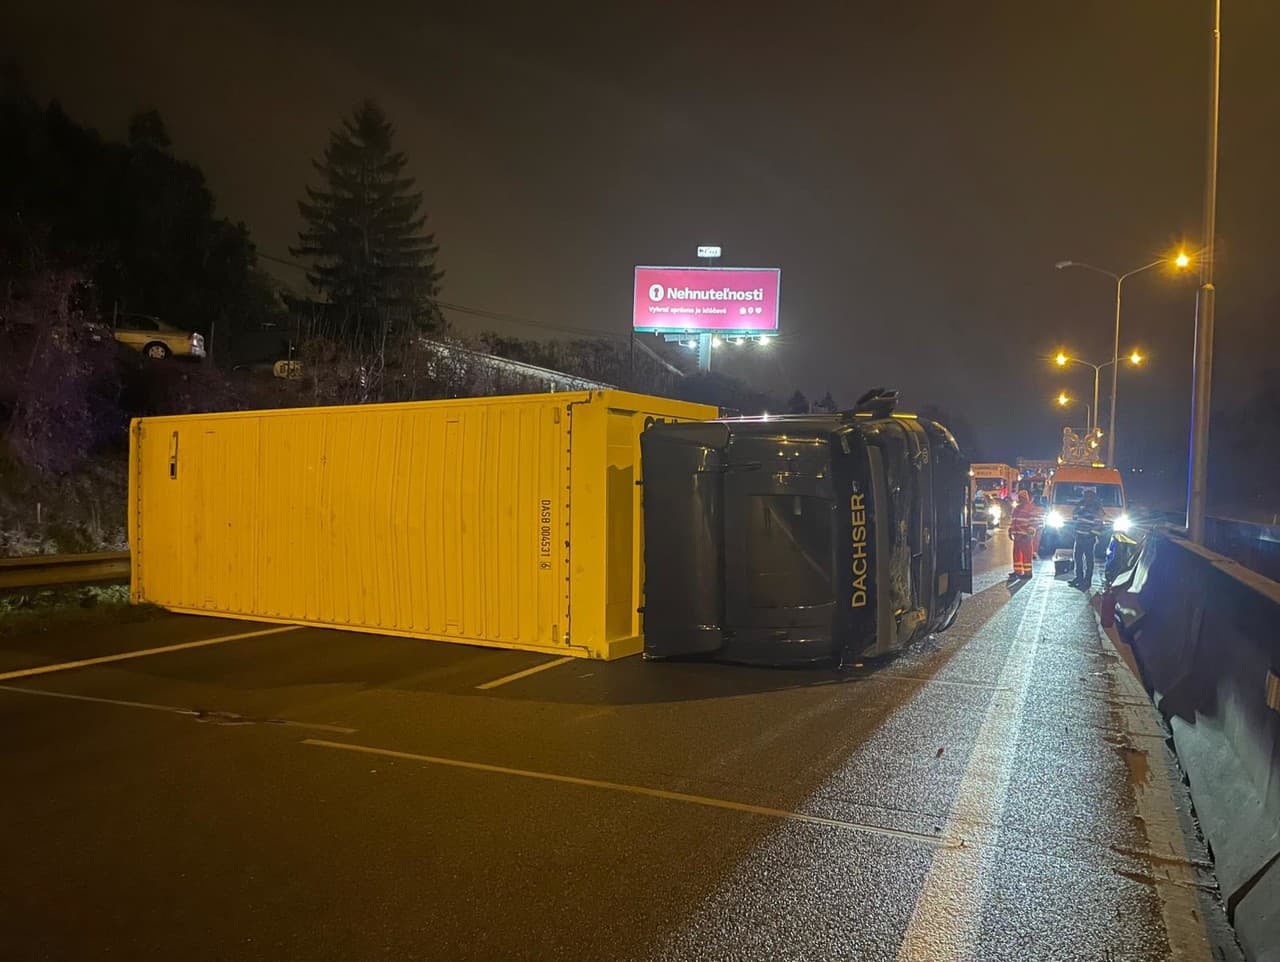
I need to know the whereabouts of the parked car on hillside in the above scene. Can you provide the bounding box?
[113,315,205,360]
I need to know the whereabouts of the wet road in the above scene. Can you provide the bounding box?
[0,539,1240,961]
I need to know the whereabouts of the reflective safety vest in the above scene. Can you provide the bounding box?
[1009,503,1042,539]
[973,497,989,524]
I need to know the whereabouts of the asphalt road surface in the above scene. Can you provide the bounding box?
[1,537,1242,961]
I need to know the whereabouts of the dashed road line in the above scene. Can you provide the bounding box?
[303,737,957,847]
[474,655,575,690]
[0,683,356,733]
[0,625,302,682]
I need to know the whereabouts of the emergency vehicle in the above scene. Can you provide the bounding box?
[969,463,1017,528]
[1037,464,1131,558]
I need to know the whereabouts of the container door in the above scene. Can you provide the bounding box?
[132,422,189,607]
[639,424,729,657]
[721,438,837,649]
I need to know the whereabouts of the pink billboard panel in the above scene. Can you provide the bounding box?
[633,266,781,333]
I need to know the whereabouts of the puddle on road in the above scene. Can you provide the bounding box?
[1100,731,1152,789]
[1118,742,1151,788]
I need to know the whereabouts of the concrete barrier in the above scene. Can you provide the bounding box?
[1121,530,1280,961]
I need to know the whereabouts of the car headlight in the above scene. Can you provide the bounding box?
[1112,514,1132,533]
[988,506,1001,523]
[1047,510,1065,528]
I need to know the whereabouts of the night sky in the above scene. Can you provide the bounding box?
[6,0,1279,477]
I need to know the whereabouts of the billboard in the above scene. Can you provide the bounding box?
[633,266,780,334]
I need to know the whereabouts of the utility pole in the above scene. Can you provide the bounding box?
[1187,0,1221,543]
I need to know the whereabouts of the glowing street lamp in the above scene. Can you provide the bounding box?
[1056,391,1091,432]
[1054,249,1193,464]
[1047,349,1146,436]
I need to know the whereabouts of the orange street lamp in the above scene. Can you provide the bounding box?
[1056,392,1091,432]
[1054,251,1193,465]
[1047,349,1146,435]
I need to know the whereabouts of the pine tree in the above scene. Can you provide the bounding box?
[816,391,838,413]
[292,100,442,350]
[787,390,810,414]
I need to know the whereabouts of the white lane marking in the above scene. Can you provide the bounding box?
[303,737,957,847]
[0,683,356,733]
[0,684,188,715]
[0,625,301,682]
[895,577,1052,961]
[474,655,575,690]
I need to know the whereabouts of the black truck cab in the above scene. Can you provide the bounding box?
[640,407,971,666]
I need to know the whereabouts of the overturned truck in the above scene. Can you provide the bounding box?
[640,391,972,666]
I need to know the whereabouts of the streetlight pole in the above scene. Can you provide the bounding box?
[1092,364,1100,436]
[1052,351,1144,438]
[1055,257,1167,466]
[1056,394,1092,437]
[1187,0,1222,543]
[1108,275,1122,465]
[1058,357,1103,433]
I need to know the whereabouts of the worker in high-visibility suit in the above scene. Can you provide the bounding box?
[1008,490,1042,580]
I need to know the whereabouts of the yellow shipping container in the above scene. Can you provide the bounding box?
[129,390,715,659]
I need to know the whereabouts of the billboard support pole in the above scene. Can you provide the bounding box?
[697,333,712,373]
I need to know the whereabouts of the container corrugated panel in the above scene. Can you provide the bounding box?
[129,390,715,659]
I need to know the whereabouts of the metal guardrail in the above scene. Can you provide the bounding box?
[1119,530,1280,960]
[1138,509,1280,582]
[1200,515,1280,582]
[0,551,131,591]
